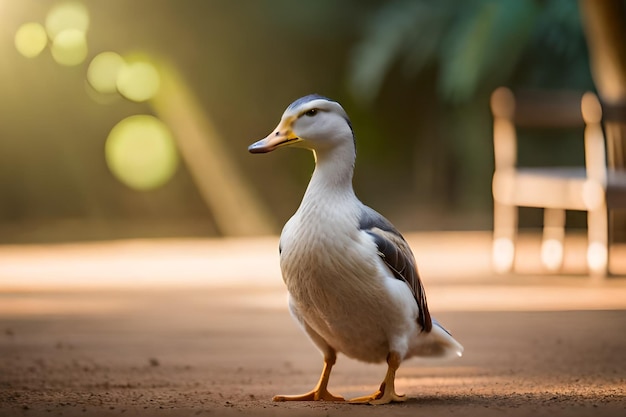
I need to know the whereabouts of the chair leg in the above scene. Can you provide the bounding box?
[493,202,517,273]
[541,208,565,271]
[587,205,609,278]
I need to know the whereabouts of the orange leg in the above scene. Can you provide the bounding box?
[273,351,344,402]
[349,351,407,405]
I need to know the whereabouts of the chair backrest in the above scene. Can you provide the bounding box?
[490,87,606,182]
[492,88,587,128]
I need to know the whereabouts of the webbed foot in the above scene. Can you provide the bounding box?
[274,389,344,402]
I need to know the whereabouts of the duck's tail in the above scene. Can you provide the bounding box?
[412,318,464,360]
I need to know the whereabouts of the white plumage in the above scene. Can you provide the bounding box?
[249,94,463,404]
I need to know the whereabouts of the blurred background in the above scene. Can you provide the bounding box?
[0,0,613,243]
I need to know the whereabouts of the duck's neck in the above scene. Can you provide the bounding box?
[303,142,357,202]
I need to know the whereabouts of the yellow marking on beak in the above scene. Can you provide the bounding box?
[248,117,300,154]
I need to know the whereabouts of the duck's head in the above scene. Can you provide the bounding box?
[248,94,354,154]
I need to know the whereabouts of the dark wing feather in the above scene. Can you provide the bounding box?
[359,206,432,332]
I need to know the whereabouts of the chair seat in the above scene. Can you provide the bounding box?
[493,167,589,210]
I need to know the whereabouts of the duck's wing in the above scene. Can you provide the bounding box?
[359,205,432,332]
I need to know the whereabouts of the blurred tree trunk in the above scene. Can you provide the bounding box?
[580,0,626,101]
[580,0,626,241]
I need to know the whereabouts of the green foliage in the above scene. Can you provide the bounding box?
[349,0,589,104]
[349,1,452,103]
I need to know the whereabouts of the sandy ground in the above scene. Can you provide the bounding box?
[1,233,625,416]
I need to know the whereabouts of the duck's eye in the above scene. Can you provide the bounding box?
[304,109,318,117]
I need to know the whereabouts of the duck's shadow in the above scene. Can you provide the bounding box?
[374,390,623,408]
[401,394,503,407]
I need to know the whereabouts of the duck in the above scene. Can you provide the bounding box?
[248,94,463,404]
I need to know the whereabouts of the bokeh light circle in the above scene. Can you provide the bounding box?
[492,237,514,273]
[105,115,179,191]
[587,242,608,273]
[87,52,126,94]
[14,22,48,58]
[116,61,161,102]
[45,1,89,39]
[51,29,88,66]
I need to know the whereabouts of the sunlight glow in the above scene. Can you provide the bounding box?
[116,60,161,102]
[1,235,624,311]
[105,115,179,190]
[87,52,126,94]
[14,22,48,58]
[45,1,89,40]
[51,29,88,66]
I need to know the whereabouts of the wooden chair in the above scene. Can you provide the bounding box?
[490,87,626,277]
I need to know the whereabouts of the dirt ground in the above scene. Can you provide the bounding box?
[0,287,625,417]
[0,235,625,416]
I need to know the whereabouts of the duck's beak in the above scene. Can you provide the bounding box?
[248,119,301,154]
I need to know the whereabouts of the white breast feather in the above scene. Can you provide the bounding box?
[279,197,420,362]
